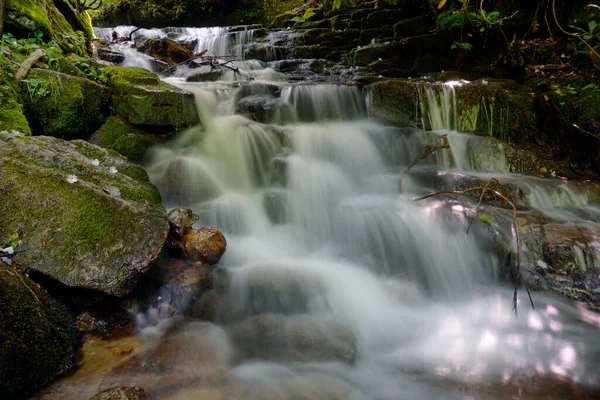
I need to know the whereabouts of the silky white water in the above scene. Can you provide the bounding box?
[86,26,600,399]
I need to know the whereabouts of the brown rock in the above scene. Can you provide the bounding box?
[89,386,147,400]
[178,227,227,265]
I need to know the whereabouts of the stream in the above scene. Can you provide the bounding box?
[36,25,600,399]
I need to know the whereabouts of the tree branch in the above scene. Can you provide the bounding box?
[398,134,449,192]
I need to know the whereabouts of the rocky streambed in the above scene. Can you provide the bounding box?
[1,3,600,400]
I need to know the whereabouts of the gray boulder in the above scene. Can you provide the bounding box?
[0,131,169,296]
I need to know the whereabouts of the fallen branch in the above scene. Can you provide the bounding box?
[398,134,449,192]
[414,182,535,315]
[15,48,45,82]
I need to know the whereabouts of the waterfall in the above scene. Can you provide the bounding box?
[80,24,600,400]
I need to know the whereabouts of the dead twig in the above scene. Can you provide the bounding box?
[466,178,498,234]
[414,183,535,315]
[398,134,449,192]
[15,48,45,82]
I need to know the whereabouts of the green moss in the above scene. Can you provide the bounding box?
[0,262,75,399]
[269,11,298,28]
[6,0,89,56]
[0,97,32,135]
[113,133,153,162]
[103,66,199,130]
[118,164,151,183]
[94,116,144,147]
[0,133,168,296]
[22,69,107,139]
[72,140,108,162]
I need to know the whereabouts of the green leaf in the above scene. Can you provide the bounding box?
[590,20,597,32]
[479,214,492,225]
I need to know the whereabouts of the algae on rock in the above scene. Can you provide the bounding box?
[0,261,75,400]
[0,131,169,296]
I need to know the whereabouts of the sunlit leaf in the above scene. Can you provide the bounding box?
[438,0,447,10]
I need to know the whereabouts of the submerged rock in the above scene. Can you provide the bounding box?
[89,386,147,400]
[103,66,200,131]
[229,313,355,364]
[0,261,75,399]
[0,131,169,296]
[22,68,109,139]
[186,66,224,82]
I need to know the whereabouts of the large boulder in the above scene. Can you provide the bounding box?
[0,131,169,296]
[103,66,200,131]
[22,69,108,139]
[91,116,153,162]
[0,96,31,135]
[0,261,76,399]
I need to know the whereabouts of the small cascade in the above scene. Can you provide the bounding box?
[419,83,458,131]
[280,84,367,122]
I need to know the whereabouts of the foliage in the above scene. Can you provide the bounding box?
[72,61,108,82]
[568,18,600,67]
[451,40,473,51]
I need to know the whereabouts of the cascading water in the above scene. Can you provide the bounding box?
[53,25,600,400]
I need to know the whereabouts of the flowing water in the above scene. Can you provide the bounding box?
[52,26,600,399]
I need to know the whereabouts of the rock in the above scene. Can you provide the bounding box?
[229,313,355,364]
[89,387,147,400]
[22,69,109,139]
[393,16,434,39]
[367,78,536,139]
[155,157,223,207]
[0,131,169,296]
[359,27,394,46]
[236,95,293,123]
[186,66,224,82]
[5,0,92,56]
[113,133,153,162]
[176,227,226,266]
[75,308,135,339]
[353,42,403,68]
[160,261,214,314]
[263,189,288,224]
[91,116,144,147]
[167,207,199,240]
[97,47,126,64]
[139,37,194,65]
[364,9,404,29]
[104,66,200,131]
[0,96,31,135]
[0,261,75,399]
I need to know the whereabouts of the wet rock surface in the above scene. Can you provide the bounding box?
[89,386,147,400]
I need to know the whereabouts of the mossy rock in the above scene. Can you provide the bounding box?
[113,133,153,162]
[0,97,32,135]
[5,0,91,56]
[92,116,144,147]
[0,131,169,296]
[103,66,200,131]
[22,68,108,139]
[0,261,75,399]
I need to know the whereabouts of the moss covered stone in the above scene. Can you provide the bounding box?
[0,131,168,296]
[103,66,200,131]
[113,133,153,162]
[0,262,75,399]
[93,116,144,147]
[0,97,32,135]
[5,0,91,56]
[22,68,108,139]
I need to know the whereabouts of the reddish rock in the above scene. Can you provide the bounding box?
[178,227,226,265]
